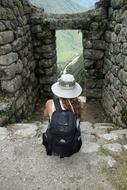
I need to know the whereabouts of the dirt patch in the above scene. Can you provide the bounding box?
[84,99,111,123]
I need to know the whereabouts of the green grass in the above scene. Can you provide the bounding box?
[98,147,112,157]
[0,92,13,102]
[101,151,127,190]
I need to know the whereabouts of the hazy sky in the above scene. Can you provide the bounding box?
[71,0,99,8]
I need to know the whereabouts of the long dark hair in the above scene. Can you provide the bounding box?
[60,98,83,119]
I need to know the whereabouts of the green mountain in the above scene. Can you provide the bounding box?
[29,0,85,73]
[56,30,83,71]
[29,0,84,14]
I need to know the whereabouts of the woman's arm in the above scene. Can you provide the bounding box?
[43,99,52,118]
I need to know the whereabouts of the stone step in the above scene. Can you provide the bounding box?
[0,120,127,158]
[80,121,115,135]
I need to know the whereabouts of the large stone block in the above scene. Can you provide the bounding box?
[111,0,124,9]
[83,39,92,49]
[45,67,54,76]
[12,38,23,51]
[104,58,113,71]
[113,43,122,55]
[92,40,106,50]
[0,44,12,56]
[0,31,14,45]
[123,42,127,55]
[39,57,56,68]
[124,57,127,71]
[1,0,14,7]
[86,89,102,98]
[118,69,127,85]
[0,53,18,66]
[84,49,104,60]
[111,65,119,77]
[40,76,55,85]
[16,96,25,109]
[42,50,56,59]
[113,77,122,90]
[86,79,96,89]
[29,61,36,71]
[0,22,6,32]
[121,11,127,26]
[118,27,127,42]
[36,44,56,54]
[122,86,127,102]
[0,7,7,20]
[0,62,20,80]
[31,25,42,33]
[115,53,125,66]
[84,59,94,69]
[114,23,122,34]
[105,31,117,44]
[1,75,22,93]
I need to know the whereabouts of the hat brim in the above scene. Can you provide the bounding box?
[51,82,82,98]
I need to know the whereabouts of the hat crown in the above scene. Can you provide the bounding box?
[58,74,75,90]
[51,73,82,98]
[61,74,75,82]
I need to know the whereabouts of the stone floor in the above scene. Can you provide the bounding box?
[0,99,127,190]
[1,120,127,190]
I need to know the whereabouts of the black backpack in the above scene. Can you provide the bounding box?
[42,98,82,158]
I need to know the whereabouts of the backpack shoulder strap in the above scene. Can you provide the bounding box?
[53,98,62,111]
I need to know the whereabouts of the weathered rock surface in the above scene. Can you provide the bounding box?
[0,0,127,129]
[103,143,122,153]
[0,127,9,140]
[11,123,40,137]
[0,121,119,190]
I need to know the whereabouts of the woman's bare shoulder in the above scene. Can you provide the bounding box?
[45,99,53,107]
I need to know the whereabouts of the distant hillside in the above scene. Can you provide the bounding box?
[56,30,83,71]
[29,0,84,14]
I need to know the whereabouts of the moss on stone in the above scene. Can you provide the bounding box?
[0,106,15,117]
[13,0,23,9]
[0,92,14,102]
[102,152,127,190]
[0,7,7,20]
[6,8,15,20]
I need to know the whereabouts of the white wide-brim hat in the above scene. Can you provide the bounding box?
[51,74,82,98]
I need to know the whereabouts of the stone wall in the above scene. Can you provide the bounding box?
[0,0,127,128]
[0,0,38,125]
[30,8,57,98]
[40,5,108,99]
[82,1,108,98]
[102,0,127,127]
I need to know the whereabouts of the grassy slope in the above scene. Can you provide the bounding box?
[56,30,83,65]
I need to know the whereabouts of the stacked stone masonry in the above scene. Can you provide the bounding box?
[102,0,127,127]
[0,0,127,128]
[0,0,39,125]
